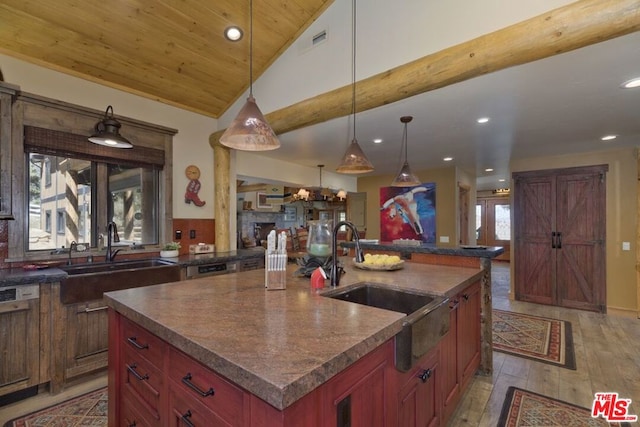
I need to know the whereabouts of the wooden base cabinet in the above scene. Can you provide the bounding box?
[110,303,480,426]
[0,288,40,397]
[397,348,441,427]
[441,281,481,424]
[109,310,397,427]
[51,282,110,393]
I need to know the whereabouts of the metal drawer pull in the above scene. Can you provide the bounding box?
[127,337,149,350]
[182,373,215,397]
[181,410,195,427]
[417,369,432,383]
[84,306,108,313]
[126,363,149,381]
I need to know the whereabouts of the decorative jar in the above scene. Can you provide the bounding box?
[306,220,333,257]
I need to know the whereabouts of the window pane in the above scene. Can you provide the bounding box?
[108,164,158,245]
[28,153,92,250]
[494,204,511,241]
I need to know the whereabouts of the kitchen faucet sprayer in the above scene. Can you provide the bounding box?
[106,221,121,262]
[329,221,364,287]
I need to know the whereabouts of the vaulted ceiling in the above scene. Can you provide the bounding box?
[1,1,639,191]
[0,0,333,118]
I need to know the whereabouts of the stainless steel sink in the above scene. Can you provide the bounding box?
[59,259,182,304]
[323,282,450,372]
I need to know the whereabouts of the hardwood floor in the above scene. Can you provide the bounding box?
[448,261,640,426]
[1,262,637,426]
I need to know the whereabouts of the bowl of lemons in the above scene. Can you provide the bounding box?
[353,253,404,271]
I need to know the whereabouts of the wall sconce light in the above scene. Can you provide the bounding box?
[336,189,347,201]
[88,105,133,149]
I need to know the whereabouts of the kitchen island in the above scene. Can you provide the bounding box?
[105,259,484,426]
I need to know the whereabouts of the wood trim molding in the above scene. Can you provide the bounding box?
[210,0,640,146]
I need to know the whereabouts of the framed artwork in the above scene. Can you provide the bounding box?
[284,205,297,221]
[379,183,436,242]
[257,192,271,209]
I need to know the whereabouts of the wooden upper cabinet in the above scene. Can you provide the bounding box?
[0,83,18,219]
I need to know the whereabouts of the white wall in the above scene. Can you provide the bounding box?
[1,53,216,220]
[220,0,575,126]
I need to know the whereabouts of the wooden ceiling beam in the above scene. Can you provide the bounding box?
[237,183,267,193]
[211,0,640,146]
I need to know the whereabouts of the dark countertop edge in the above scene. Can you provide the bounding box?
[0,249,265,286]
[0,269,67,286]
[168,248,265,267]
[105,294,403,410]
[340,242,504,258]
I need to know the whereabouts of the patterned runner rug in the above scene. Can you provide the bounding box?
[498,387,631,427]
[3,387,107,427]
[492,309,576,370]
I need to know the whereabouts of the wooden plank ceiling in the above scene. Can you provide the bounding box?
[0,0,333,118]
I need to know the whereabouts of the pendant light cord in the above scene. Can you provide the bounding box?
[351,0,356,140]
[403,123,408,162]
[249,0,254,98]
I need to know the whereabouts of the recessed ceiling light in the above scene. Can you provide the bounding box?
[477,117,490,124]
[224,26,243,41]
[498,178,506,182]
[373,138,383,144]
[443,157,453,162]
[621,77,640,89]
[601,135,617,141]
[485,168,494,172]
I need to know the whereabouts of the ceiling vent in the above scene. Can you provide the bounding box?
[299,28,328,54]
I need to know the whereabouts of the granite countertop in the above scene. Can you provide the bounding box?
[341,241,504,258]
[105,259,483,410]
[0,267,67,286]
[0,248,265,286]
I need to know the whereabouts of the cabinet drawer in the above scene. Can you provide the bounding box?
[122,344,164,419]
[121,386,160,427]
[169,385,233,427]
[168,347,245,424]
[122,316,166,368]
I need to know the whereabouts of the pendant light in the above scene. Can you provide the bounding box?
[391,116,421,187]
[219,0,280,151]
[317,164,334,199]
[88,105,133,149]
[336,0,374,174]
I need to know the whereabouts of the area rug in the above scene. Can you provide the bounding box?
[492,309,576,370]
[498,387,632,427]
[3,387,107,427]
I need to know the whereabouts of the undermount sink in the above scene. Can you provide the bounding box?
[59,259,182,304]
[323,283,450,372]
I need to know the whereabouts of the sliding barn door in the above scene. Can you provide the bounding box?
[513,165,607,312]
[513,174,556,306]
[555,171,606,311]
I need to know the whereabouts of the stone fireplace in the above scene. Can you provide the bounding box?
[237,211,289,248]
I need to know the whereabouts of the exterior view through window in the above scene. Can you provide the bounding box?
[27,151,159,251]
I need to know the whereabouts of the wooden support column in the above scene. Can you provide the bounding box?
[210,0,640,145]
[212,136,231,252]
[479,257,492,375]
